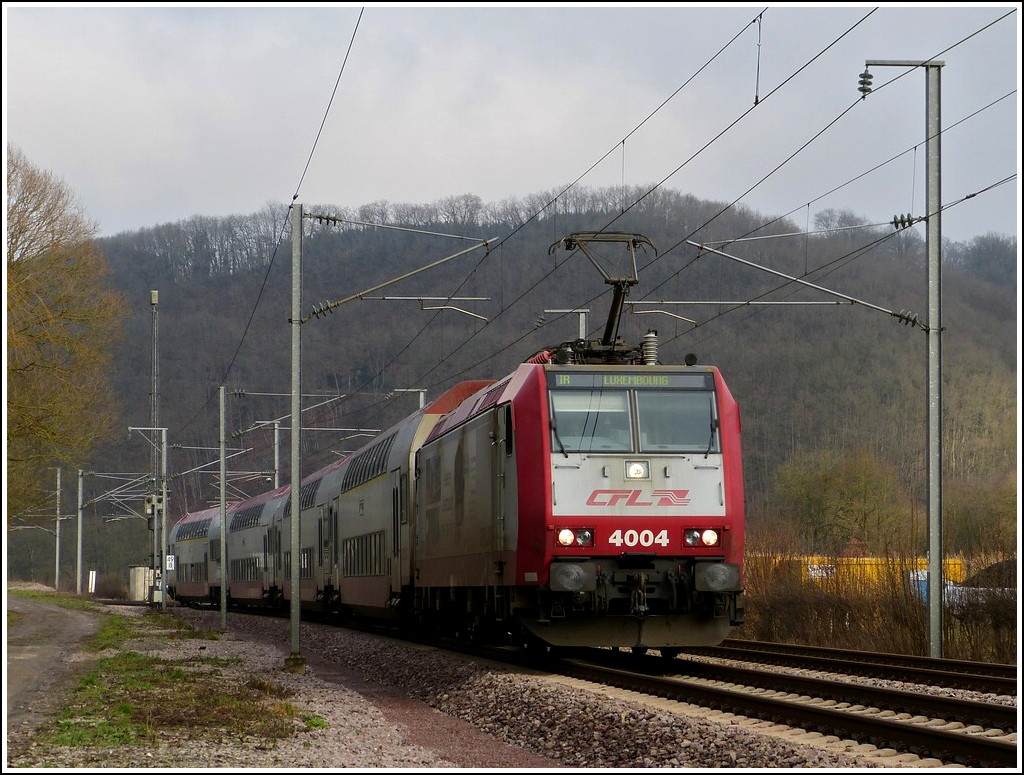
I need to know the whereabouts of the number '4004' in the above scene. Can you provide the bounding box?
[607,529,670,548]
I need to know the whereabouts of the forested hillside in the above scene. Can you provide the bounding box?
[8,186,1016,583]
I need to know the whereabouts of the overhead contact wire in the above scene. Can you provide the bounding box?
[175,8,365,438]
[383,9,771,393]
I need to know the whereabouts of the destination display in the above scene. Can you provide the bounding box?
[547,371,713,389]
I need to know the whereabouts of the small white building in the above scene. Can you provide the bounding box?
[128,566,157,602]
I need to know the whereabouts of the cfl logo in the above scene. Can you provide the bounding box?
[586,489,691,507]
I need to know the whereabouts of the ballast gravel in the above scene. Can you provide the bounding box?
[9,604,960,769]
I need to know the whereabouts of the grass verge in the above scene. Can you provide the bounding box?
[11,592,329,751]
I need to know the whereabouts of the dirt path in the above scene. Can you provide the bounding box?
[4,597,563,768]
[5,589,100,752]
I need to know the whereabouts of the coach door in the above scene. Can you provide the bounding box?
[320,501,339,590]
[331,497,341,590]
[492,404,514,557]
[265,522,281,591]
[390,468,405,597]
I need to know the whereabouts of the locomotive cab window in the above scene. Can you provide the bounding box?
[637,390,719,453]
[549,390,632,452]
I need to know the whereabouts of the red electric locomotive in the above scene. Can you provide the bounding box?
[411,232,744,653]
[414,353,744,653]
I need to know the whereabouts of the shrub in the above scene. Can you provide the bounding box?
[95,573,129,600]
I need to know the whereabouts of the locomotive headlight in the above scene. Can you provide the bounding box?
[684,528,721,547]
[625,460,650,480]
[557,528,595,547]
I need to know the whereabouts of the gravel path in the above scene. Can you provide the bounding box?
[7,602,961,769]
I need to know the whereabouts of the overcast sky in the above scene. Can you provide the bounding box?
[4,3,1020,245]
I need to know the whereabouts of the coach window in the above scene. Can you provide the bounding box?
[637,391,718,453]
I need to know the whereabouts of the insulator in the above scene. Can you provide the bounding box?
[858,70,873,98]
[896,309,920,326]
[641,330,659,365]
[553,347,574,365]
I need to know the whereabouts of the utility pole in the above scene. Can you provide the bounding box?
[131,427,166,605]
[219,385,228,630]
[288,204,305,672]
[150,290,161,604]
[861,59,944,657]
[54,468,61,591]
[272,420,280,489]
[160,428,168,609]
[77,470,83,595]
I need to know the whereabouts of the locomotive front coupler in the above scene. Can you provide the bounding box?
[629,571,649,616]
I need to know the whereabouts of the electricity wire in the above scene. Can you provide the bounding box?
[175,8,365,438]
[175,7,1015,491]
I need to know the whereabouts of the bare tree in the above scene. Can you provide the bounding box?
[6,144,126,521]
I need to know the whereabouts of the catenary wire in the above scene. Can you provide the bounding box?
[310,7,1015,433]
[410,8,1012,399]
[300,7,771,422]
[178,8,1014,491]
[174,8,365,439]
[381,9,880,392]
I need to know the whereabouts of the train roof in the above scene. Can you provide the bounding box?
[425,380,495,414]
[175,380,503,525]
[424,365,538,443]
[171,504,222,526]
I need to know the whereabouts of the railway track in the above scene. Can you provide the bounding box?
[552,654,1017,768]
[441,638,1018,768]
[681,638,1018,696]
[662,655,1016,731]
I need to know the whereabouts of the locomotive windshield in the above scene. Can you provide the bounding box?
[636,391,718,453]
[549,390,632,452]
[548,371,719,454]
